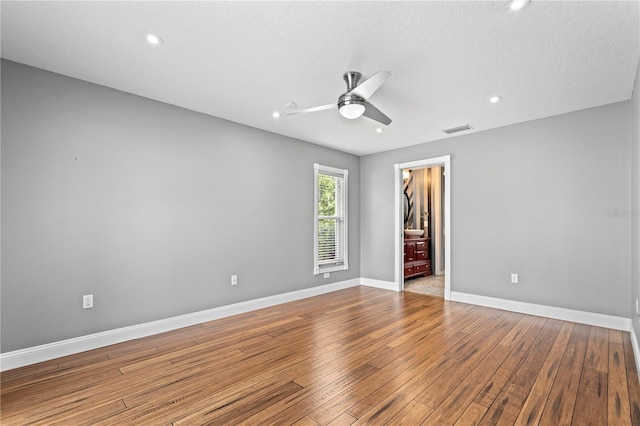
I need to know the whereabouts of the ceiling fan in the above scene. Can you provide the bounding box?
[286,71,392,126]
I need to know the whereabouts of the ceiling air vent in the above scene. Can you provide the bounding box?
[442,124,473,134]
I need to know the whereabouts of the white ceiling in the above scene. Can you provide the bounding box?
[1,1,638,156]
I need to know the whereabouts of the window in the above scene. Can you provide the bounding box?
[314,163,348,274]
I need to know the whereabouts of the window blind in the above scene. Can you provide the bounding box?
[314,164,348,274]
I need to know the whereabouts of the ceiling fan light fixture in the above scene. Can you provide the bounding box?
[338,93,365,119]
[339,103,365,119]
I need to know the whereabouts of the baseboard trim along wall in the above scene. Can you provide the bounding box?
[359,278,399,292]
[450,291,632,332]
[0,278,361,371]
[2,281,634,371]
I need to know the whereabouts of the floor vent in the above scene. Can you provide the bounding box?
[442,124,473,134]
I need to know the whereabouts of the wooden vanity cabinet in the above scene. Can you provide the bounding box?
[404,237,432,279]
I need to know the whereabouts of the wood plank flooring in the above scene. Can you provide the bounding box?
[2,286,639,425]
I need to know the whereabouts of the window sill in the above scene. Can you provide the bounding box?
[315,263,349,275]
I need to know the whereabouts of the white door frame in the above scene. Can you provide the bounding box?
[394,155,451,299]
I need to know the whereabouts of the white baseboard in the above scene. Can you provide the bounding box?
[0,279,361,372]
[360,278,399,292]
[3,282,634,372]
[450,291,631,331]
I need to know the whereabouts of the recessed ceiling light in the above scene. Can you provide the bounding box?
[489,96,502,103]
[376,127,384,133]
[507,0,530,11]
[272,111,281,119]
[145,34,163,45]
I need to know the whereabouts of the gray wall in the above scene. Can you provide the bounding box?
[361,102,632,317]
[1,60,360,353]
[1,57,635,354]
[632,60,640,341]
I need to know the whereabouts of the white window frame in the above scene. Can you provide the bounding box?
[314,163,349,275]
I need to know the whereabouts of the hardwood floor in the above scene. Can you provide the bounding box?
[2,286,639,425]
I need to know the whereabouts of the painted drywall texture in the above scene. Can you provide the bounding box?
[361,101,632,318]
[632,60,640,340]
[0,60,360,353]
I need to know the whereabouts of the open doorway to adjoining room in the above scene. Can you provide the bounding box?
[402,166,445,297]
[394,155,451,299]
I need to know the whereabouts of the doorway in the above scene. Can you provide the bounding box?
[402,166,445,296]
[394,155,451,299]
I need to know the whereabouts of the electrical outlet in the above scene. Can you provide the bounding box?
[324,272,330,279]
[511,273,518,284]
[231,275,238,286]
[83,294,93,309]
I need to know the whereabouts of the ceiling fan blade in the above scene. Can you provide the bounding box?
[285,103,336,115]
[363,102,392,125]
[348,71,391,100]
